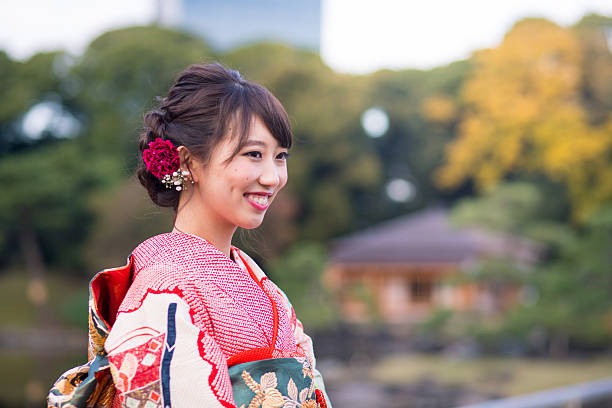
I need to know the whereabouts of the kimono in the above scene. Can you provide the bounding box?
[48,231,330,408]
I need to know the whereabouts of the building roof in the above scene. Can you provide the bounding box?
[328,207,539,265]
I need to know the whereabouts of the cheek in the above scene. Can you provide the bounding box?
[279,168,288,189]
[228,165,255,186]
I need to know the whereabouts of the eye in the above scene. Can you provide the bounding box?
[245,151,262,159]
[276,152,290,160]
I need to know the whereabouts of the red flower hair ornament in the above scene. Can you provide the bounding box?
[142,138,193,191]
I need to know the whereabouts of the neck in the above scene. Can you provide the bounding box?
[172,194,236,258]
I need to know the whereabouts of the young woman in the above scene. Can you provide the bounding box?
[48,63,330,408]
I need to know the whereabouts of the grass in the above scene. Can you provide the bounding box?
[370,353,612,397]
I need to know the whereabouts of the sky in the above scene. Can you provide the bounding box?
[0,0,611,74]
[322,0,612,73]
[0,0,156,59]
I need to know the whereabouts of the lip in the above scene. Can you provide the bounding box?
[244,192,273,211]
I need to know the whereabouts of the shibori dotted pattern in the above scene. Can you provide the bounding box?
[106,232,315,407]
[123,232,303,358]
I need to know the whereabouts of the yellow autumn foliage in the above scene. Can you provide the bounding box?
[421,95,458,124]
[435,18,612,222]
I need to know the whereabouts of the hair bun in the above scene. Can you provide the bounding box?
[144,110,167,139]
[137,110,180,209]
[228,68,244,83]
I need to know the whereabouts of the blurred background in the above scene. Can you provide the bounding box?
[1,0,612,407]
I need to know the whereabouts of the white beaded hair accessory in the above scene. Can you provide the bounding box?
[161,169,192,191]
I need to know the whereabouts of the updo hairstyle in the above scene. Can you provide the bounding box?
[137,62,293,211]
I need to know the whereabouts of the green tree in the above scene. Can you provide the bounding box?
[0,141,118,324]
[364,60,471,212]
[450,182,612,353]
[268,242,336,328]
[0,50,69,155]
[501,206,612,354]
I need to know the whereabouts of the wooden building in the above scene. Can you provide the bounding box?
[323,208,540,324]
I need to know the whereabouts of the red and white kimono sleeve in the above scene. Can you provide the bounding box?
[104,291,235,408]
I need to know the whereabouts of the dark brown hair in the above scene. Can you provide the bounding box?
[137,62,293,211]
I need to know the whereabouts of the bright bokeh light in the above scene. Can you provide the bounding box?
[361,107,389,138]
[385,178,416,203]
[22,101,81,139]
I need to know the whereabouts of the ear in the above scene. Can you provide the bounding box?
[177,146,199,183]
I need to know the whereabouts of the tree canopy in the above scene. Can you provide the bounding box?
[436,18,612,222]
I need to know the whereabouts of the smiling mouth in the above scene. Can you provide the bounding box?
[244,193,270,210]
[245,194,269,205]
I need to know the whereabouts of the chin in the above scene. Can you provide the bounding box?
[239,217,265,230]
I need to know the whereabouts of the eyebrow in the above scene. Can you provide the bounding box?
[243,140,267,148]
[242,139,285,150]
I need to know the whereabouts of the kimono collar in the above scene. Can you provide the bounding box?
[231,246,267,282]
[130,231,266,280]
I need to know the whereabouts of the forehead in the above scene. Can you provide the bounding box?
[210,116,280,164]
[229,116,280,149]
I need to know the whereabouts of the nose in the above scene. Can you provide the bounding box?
[258,157,281,188]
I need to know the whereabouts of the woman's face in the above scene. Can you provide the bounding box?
[189,116,289,231]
